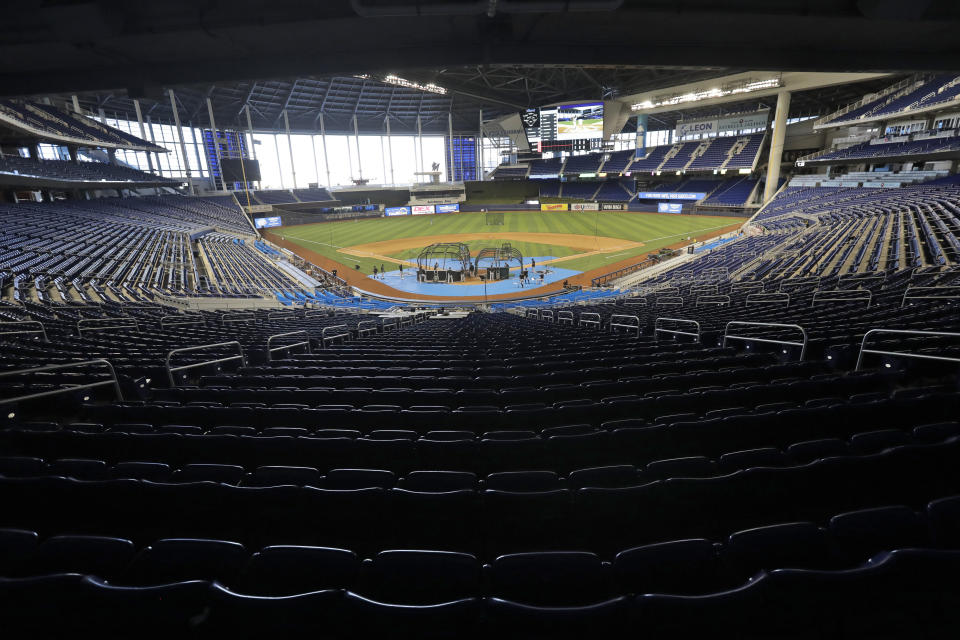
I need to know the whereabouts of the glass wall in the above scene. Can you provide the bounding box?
[250,132,450,189]
[98,116,209,180]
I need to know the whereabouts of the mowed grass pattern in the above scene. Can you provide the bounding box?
[276,210,745,274]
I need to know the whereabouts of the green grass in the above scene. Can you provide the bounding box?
[275,210,744,275]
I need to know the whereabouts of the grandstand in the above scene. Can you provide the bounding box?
[2,3,960,637]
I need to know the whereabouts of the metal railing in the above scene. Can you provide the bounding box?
[159,315,206,330]
[557,311,574,326]
[838,273,886,289]
[901,286,960,308]
[696,294,731,307]
[525,309,539,319]
[0,359,123,406]
[812,289,872,307]
[746,292,790,307]
[723,321,808,361]
[77,317,139,336]
[731,281,765,294]
[381,317,398,332]
[690,284,719,296]
[655,296,684,307]
[221,312,257,325]
[541,310,555,323]
[855,329,960,371]
[655,317,701,342]
[357,320,378,337]
[266,330,311,362]
[780,276,821,293]
[0,320,48,342]
[579,312,601,329]
[321,325,349,346]
[268,311,299,320]
[610,314,641,337]
[166,341,245,387]
[623,298,647,307]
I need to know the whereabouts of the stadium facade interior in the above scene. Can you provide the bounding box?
[1,1,960,637]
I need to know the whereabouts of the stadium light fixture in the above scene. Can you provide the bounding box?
[352,73,447,95]
[631,77,782,111]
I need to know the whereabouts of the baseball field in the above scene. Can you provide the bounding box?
[273,210,745,278]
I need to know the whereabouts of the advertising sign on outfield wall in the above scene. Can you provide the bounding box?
[411,205,436,215]
[541,203,568,211]
[600,203,627,211]
[570,203,600,211]
[658,202,684,213]
[384,206,411,216]
[435,203,460,213]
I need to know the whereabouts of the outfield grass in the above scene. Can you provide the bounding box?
[276,210,745,274]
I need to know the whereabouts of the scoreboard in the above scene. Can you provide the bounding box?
[523,101,604,154]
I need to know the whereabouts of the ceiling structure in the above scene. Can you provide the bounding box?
[4,1,958,135]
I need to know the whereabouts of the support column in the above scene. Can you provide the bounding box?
[206,98,223,191]
[168,89,194,195]
[478,108,484,181]
[447,112,454,182]
[763,90,791,204]
[146,115,163,176]
[273,134,284,188]
[71,95,81,114]
[319,112,331,187]
[283,109,297,189]
[311,134,321,187]
[416,115,423,178]
[379,134,388,187]
[353,115,362,180]
[385,116,394,185]
[245,105,257,160]
[134,99,155,173]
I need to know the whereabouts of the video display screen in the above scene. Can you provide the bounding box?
[524,102,604,146]
[254,216,282,228]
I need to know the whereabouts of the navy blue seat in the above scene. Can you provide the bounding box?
[244,465,322,487]
[0,456,46,477]
[234,545,358,596]
[28,534,136,579]
[0,528,39,575]
[110,462,171,481]
[399,470,477,492]
[828,505,930,563]
[723,522,843,581]
[361,550,481,604]
[487,551,610,606]
[645,456,717,480]
[927,495,960,547]
[485,471,560,492]
[614,539,726,595]
[786,438,849,463]
[567,464,639,489]
[718,447,788,473]
[119,538,247,586]
[324,468,395,489]
[172,463,245,484]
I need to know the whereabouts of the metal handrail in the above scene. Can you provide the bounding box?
[382,317,398,332]
[0,359,122,406]
[579,312,601,329]
[623,298,647,306]
[0,320,48,342]
[696,294,731,307]
[159,315,206,329]
[304,309,331,317]
[266,330,311,361]
[541,310,555,323]
[900,286,960,308]
[77,317,139,336]
[221,312,256,324]
[321,324,349,345]
[557,311,574,326]
[526,309,539,319]
[268,311,299,320]
[655,317,701,342]
[610,314,641,337]
[855,329,960,371]
[731,281,764,294]
[812,289,872,307]
[723,321,808,361]
[690,284,719,296]
[654,287,680,297]
[779,277,821,292]
[166,341,245,387]
[655,296,684,307]
[357,320,378,336]
[746,292,790,307]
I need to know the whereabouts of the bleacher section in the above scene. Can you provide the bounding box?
[687,136,739,171]
[593,180,633,202]
[660,142,700,171]
[814,130,960,163]
[600,149,634,174]
[559,182,600,200]
[538,179,562,198]
[627,144,671,173]
[528,157,564,178]
[724,133,765,170]
[490,166,529,180]
[292,188,335,202]
[0,100,164,151]
[0,156,181,186]
[701,177,759,207]
[824,74,960,126]
[562,153,603,175]
[254,190,299,205]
